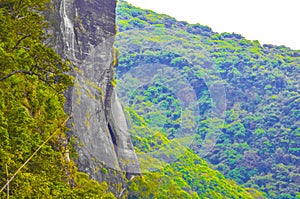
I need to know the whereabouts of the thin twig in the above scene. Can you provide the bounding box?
[5,164,9,199]
[11,34,30,51]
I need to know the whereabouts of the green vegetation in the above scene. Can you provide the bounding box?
[0,0,115,198]
[1,0,298,198]
[124,107,264,198]
[116,1,300,198]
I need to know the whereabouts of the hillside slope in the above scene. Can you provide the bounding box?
[116,1,300,198]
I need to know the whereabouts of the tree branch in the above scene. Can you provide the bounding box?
[0,70,56,90]
[0,70,29,81]
[11,34,30,51]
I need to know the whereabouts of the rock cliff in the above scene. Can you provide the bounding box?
[46,0,140,195]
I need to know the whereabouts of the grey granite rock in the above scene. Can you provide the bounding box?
[46,0,140,196]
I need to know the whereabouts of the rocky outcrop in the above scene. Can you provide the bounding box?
[46,0,140,196]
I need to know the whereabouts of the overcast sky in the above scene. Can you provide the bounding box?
[126,0,300,50]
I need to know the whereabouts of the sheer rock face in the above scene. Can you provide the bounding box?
[47,0,140,195]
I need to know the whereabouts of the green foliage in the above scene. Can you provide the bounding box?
[0,0,115,198]
[116,1,300,198]
[0,0,72,90]
[124,107,264,198]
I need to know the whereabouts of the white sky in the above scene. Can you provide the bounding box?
[126,0,300,50]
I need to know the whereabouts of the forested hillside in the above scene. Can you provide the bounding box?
[123,107,265,198]
[116,1,300,198]
[1,0,298,198]
[0,0,258,198]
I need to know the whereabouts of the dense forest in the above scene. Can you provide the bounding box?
[0,0,262,198]
[0,0,298,198]
[115,1,300,198]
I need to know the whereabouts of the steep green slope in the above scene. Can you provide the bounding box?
[124,107,264,198]
[116,1,300,198]
[0,1,116,198]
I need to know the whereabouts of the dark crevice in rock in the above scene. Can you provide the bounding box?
[108,122,117,147]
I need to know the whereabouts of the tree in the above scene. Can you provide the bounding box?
[0,0,72,92]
